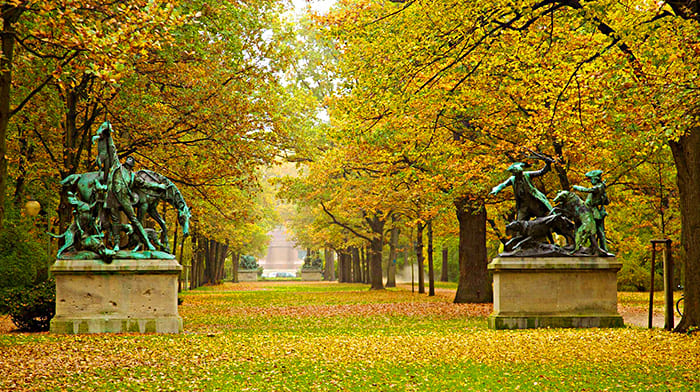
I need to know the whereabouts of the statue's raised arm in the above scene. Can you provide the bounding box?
[490,161,553,221]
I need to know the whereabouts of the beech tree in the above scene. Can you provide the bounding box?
[321,0,698,329]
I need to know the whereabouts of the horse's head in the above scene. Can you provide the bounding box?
[92,121,112,145]
[178,206,191,237]
[97,121,112,136]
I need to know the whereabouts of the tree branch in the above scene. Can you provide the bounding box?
[320,201,372,242]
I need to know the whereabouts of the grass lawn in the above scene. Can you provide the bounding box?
[1,281,698,391]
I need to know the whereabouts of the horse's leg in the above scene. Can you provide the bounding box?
[148,206,170,252]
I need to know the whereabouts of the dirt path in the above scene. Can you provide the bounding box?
[619,307,680,329]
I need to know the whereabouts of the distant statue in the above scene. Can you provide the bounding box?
[302,253,323,270]
[572,170,609,252]
[239,255,259,270]
[490,159,553,221]
[56,120,189,261]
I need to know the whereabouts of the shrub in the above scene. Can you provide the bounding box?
[0,222,53,290]
[1,279,56,332]
[618,262,662,292]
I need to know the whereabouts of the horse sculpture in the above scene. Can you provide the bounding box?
[132,169,190,252]
[61,170,190,253]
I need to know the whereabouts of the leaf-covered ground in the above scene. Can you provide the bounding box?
[1,282,698,391]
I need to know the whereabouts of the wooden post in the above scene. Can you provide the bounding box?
[663,239,674,331]
[650,239,673,330]
[649,243,656,329]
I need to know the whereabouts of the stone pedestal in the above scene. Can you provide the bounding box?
[488,257,624,329]
[301,269,323,281]
[238,270,258,282]
[50,259,183,334]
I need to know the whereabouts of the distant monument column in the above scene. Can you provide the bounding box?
[260,226,304,275]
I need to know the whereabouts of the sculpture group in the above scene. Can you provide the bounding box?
[54,121,190,261]
[491,156,611,257]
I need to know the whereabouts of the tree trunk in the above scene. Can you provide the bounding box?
[339,248,352,283]
[427,220,435,296]
[365,215,385,290]
[441,246,449,282]
[454,198,490,303]
[405,249,413,292]
[386,225,399,288]
[344,249,352,282]
[416,222,425,294]
[58,89,80,232]
[364,247,371,284]
[670,129,700,332]
[191,231,205,289]
[359,247,366,283]
[232,252,240,283]
[209,240,218,284]
[337,250,344,282]
[189,232,197,289]
[203,237,213,285]
[12,125,31,206]
[216,241,227,283]
[0,7,23,228]
[324,248,335,281]
[351,246,361,283]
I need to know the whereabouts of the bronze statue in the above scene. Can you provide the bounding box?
[490,159,553,221]
[491,157,612,257]
[56,121,189,261]
[61,169,190,253]
[239,255,259,270]
[302,253,323,270]
[552,190,603,255]
[50,192,114,259]
[572,170,609,252]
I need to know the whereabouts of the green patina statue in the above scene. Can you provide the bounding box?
[302,253,323,270]
[552,190,601,255]
[55,121,190,262]
[239,255,259,270]
[491,157,612,257]
[490,159,553,221]
[572,170,609,252]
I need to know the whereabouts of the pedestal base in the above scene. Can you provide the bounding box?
[301,270,323,281]
[50,259,183,334]
[489,314,624,329]
[488,257,624,330]
[238,270,258,282]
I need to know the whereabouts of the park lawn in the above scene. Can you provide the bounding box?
[0,282,698,391]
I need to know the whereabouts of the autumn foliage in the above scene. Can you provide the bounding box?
[1,282,699,391]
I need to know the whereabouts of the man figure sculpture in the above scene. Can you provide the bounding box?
[94,122,165,251]
[490,159,553,221]
[573,170,609,252]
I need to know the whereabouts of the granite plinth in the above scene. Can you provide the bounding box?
[488,257,624,329]
[238,270,258,282]
[50,259,183,334]
[301,269,323,281]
